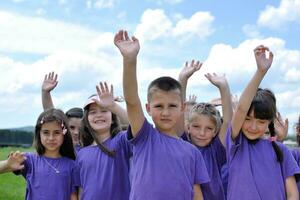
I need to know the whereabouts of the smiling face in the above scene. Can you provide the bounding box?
[188,113,217,147]
[87,103,112,135]
[146,89,184,135]
[40,121,64,157]
[242,110,270,140]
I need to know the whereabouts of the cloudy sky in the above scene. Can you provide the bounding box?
[0,0,299,134]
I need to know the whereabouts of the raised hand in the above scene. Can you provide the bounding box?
[42,72,58,92]
[7,151,26,171]
[95,82,115,109]
[187,94,197,104]
[179,60,202,81]
[114,30,140,59]
[254,45,273,74]
[205,73,228,89]
[274,112,289,142]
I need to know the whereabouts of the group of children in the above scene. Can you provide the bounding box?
[0,29,300,200]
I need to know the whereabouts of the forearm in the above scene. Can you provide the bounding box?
[0,160,10,174]
[108,102,129,125]
[178,77,188,101]
[42,90,54,110]
[218,82,233,145]
[123,57,140,105]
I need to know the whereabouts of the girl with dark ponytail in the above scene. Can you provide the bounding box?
[226,45,300,200]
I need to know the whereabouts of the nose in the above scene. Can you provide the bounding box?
[161,108,170,116]
[49,133,55,140]
[199,129,205,136]
[249,121,257,131]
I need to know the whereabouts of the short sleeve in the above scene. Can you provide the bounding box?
[194,149,210,185]
[281,145,300,179]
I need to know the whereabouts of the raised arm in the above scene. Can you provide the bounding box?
[205,73,232,146]
[0,151,26,174]
[178,60,202,135]
[231,45,273,140]
[114,30,144,137]
[95,82,129,125]
[41,72,58,110]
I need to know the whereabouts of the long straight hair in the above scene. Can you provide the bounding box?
[34,108,75,160]
[80,103,121,157]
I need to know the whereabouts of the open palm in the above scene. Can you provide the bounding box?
[254,45,273,73]
[114,30,140,59]
[95,82,114,109]
[42,72,58,92]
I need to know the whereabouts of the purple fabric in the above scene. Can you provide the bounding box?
[18,152,78,200]
[197,136,226,200]
[128,119,210,200]
[291,148,300,194]
[226,124,300,200]
[76,131,132,200]
[74,144,81,154]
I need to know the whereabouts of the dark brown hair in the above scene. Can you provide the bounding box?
[34,108,75,160]
[80,96,121,157]
[247,88,283,162]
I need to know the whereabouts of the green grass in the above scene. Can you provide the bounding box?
[0,146,34,200]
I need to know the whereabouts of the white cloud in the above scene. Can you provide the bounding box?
[135,9,172,42]
[258,0,300,28]
[94,0,115,9]
[86,0,92,9]
[0,10,103,54]
[284,68,300,82]
[277,87,300,108]
[59,0,67,5]
[173,11,214,39]
[135,9,214,43]
[36,8,46,16]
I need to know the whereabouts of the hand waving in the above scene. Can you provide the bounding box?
[205,73,228,89]
[42,72,58,92]
[179,60,202,81]
[95,82,115,109]
[7,151,26,171]
[114,30,140,59]
[254,45,273,74]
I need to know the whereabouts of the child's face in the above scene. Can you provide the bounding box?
[88,103,112,134]
[68,117,81,145]
[188,114,217,147]
[242,111,270,140]
[146,89,184,135]
[40,121,64,155]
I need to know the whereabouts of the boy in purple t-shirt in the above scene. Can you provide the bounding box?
[114,30,209,200]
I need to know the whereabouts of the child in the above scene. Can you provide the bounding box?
[76,81,132,200]
[114,30,209,200]
[185,72,232,200]
[226,45,300,199]
[291,115,300,193]
[42,72,83,150]
[0,108,78,200]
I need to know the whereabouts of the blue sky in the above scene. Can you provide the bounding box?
[0,0,299,135]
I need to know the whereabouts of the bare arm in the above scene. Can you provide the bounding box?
[205,73,232,146]
[95,82,129,125]
[285,176,299,200]
[41,72,58,110]
[70,192,78,200]
[178,60,202,135]
[114,30,144,137]
[0,151,26,174]
[231,45,273,140]
[193,184,204,200]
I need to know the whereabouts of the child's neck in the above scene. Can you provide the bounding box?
[157,127,180,139]
[43,150,61,158]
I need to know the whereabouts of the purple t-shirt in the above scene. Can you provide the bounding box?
[17,152,78,200]
[291,148,300,193]
[197,136,226,200]
[76,131,132,200]
[226,124,300,200]
[128,119,210,200]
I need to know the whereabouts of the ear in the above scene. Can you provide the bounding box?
[145,103,151,115]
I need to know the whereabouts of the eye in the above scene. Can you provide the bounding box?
[169,104,178,108]
[41,131,49,136]
[154,105,162,108]
[89,110,97,115]
[70,126,75,130]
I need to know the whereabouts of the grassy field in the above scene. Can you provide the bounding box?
[0,146,34,200]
